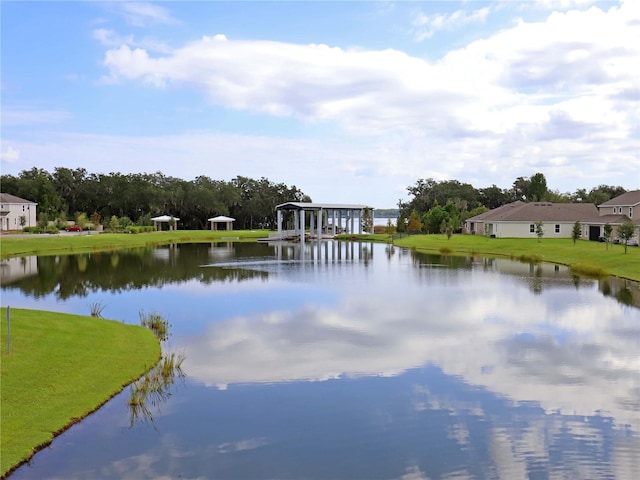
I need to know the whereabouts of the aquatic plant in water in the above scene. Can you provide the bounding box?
[128,352,186,428]
[89,302,106,318]
[139,310,170,341]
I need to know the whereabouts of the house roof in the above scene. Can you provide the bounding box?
[467,201,598,223]
[208,216,235,222]
[586,214,637,225]
[598,190,640,207]
[0,193,37,204]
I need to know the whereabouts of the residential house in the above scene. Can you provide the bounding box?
[0,193,37,231]
[584,190,640,242]
[464,201,598,239]
[465,190,640,243]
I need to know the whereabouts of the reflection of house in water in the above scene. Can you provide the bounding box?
[0,256,38,285]
[481,258,574,282]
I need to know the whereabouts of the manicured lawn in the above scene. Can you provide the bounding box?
[0,229,269,259]
[344,233,640,281]
[0,308,161,477]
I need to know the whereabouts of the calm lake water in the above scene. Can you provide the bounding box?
[2,241,639,479]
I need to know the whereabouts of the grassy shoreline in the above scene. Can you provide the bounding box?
[0,229,269,259]
[343,233,640,282]
[0,308,161,478]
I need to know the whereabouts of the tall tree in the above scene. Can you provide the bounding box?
[478,185,510,209]
[603,223,613,250]
[528,172,548,201]
[422,202,449,234]
[571,221,581,245]
[361,208,373,234]
[617,220,637,254]
[511,176,531,202]
[535,221,544,242]
[407,209,422,233]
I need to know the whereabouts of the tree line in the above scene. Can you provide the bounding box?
[0,168,310,230]
[0,168,627,233]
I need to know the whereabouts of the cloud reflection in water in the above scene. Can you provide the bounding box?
[180,277,639,433]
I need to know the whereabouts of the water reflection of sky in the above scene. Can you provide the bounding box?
[3,242,639,479]
[179,268,639,431]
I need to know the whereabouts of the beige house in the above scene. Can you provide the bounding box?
[464,201,598,239]
[584,190,640,242]
[0,193,37,231]
[465,190,640,243]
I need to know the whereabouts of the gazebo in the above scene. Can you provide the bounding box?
[272,202,374,242]
[151,215,180,231]
[208,215,235,231]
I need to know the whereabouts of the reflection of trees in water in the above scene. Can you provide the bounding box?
[2,243,271,299]
[599,278,638,307]
[128,352,186,428]
[5,242,639,308]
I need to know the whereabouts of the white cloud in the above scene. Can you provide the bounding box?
[92,28,171,54]
[107,1,179,27]
[1,107,71,126]
[532,0,599,9]
[97,2,638,148]
[0,146,20,163]
[412,6,491,41]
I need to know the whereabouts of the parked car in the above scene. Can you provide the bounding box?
[65,225,83,232]
[611,237,639,246]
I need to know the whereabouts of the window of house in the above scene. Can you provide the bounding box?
[529,224,535,233]
[555,224,560,233]
[630,207,633,218]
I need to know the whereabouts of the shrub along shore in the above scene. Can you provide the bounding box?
[0,229,637,476]
[0,308,161,478]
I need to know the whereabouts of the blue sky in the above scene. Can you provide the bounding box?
[1,1,638,208]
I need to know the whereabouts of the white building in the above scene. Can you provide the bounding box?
[0,193,37,231]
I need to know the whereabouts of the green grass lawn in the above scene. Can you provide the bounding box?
[0,229,269,259]
[0,308,161,477]
[343,233,640,281]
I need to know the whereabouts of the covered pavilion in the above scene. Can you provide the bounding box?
[273,202,373,242]
[208,215,235,231]
[151,215,180,231]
